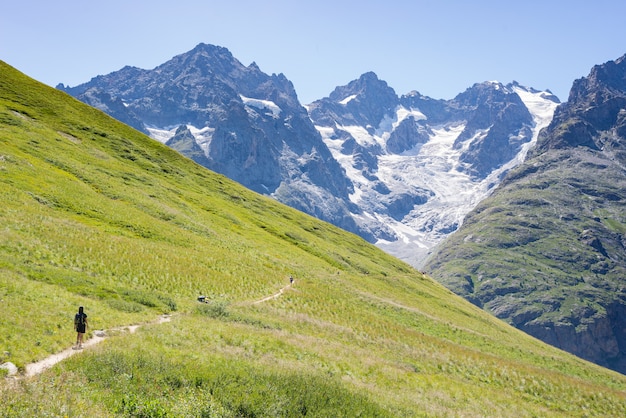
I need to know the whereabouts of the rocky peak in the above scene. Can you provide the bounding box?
[451,82,536,179]
[169,43,244,77]
[454,81,509,105]
[399,91,451,124]
[568,54,626,103]
[314,72,399,128]
[61,43,358,239]
[533,54,626,156]
[328,72,396,102]
[452,81,529,123]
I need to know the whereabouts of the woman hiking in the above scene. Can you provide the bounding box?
[74,306,88,349]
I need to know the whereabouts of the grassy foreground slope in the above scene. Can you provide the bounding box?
[0,61,625,417]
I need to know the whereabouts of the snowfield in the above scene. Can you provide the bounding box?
[240,95,282,117]
[317,85,558,267]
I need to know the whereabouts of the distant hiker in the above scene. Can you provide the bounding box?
[74,306,88,349]
[289,276,294,284]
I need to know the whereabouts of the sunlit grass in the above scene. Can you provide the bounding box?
[2,60,626,416]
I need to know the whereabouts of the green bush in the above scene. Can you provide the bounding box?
[107,298,145,313]
[196,300,229,319]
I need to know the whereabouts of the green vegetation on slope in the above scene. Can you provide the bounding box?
[1,61,626,417]
[425,148,626,346]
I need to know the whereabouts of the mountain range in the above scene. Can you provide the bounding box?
[59,43,559,268]
[5,59,626,416]
[58,43,626,375]
[308,73,558,265]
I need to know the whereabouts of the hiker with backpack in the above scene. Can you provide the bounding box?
[74,306,88,349]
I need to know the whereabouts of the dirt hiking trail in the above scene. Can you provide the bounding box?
[9,279,295,379]
[18,315,172,378]
[251,279,295,304]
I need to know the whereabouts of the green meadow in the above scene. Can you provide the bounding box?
[1,60,626,417]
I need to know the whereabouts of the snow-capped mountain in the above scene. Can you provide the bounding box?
[59,44,559,267]
[308,73,560,266]
[59,44,361,237]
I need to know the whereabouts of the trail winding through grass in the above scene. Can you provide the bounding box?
[18,315,172,378]
[251,279,294,305]
[13,280,295,378]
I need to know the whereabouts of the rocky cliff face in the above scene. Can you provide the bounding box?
[60,43,558,267]
[425,54,626,374]
[60,43,361,236]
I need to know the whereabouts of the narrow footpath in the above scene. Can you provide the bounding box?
[251,279,295,305]
[3,315,172,379]
[6,279,295,379]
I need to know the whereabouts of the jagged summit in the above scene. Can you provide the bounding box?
[531,53,626,156]
[308,72,398,130]
[60,43,359,237]
[61,43,559,268]
[569,53,626,101]
[328,71,396,103]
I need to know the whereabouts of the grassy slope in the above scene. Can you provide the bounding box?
[1,61,625,417]
[424,147,626,327]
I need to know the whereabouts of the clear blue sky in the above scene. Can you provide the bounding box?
[2,0,625,104]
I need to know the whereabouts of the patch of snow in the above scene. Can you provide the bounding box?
[377,124,482,236]
[340,124,381,148]
[397,106,427,123]
[374,106,427,147]
[317,125,367,203]
[511,85,559,162]
[188,125,215,154]
[339,94,358,105]
[146,126,177,144]
[332,106,427,152]
[240,95,281,117]
[146,124,215,156]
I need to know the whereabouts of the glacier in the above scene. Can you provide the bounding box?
[315,83,559,267]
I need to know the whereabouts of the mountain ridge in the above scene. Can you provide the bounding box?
[59,44,559,267]
[61,43,364,236]
[425,53,626,374]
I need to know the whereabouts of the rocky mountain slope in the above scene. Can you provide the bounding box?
[59,44,360,236]
[308,73,559,266]
[425,54,626,374]
[59,43,559,267]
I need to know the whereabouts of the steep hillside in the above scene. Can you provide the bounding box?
[2,61,626,416]
[425,54,626,375]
